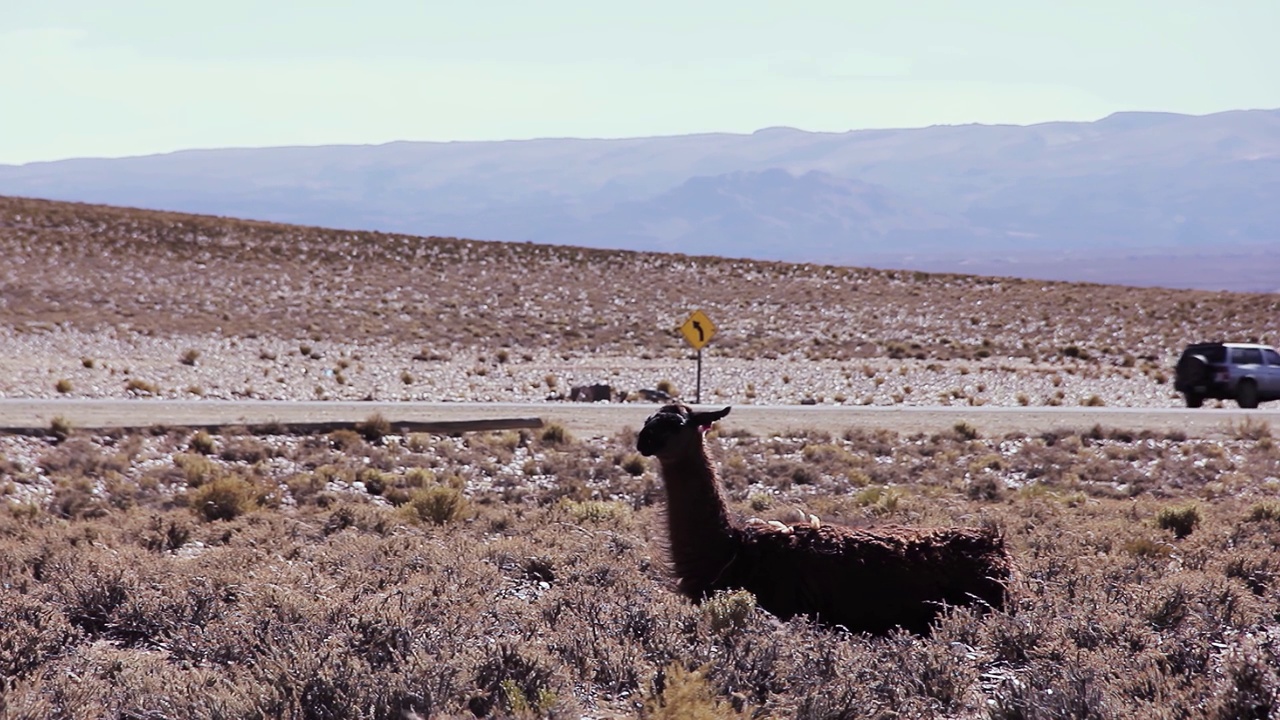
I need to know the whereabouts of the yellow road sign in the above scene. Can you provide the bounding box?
[679,310,716,351]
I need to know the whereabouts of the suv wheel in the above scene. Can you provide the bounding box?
[1184,392,1204,408]
[1237,380,1260,409]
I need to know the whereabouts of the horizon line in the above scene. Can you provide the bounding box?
[6,106,1276,168]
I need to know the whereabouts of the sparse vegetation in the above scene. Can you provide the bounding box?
[0,421,1275,716]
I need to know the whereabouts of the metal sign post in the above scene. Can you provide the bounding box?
[695,347,703,403]
[678,310,716,404]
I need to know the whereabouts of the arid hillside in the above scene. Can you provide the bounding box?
[1,195,1277,407]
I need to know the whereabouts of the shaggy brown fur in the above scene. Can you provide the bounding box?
[637,403,1015,635]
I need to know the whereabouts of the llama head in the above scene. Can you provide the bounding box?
[636,403,731,458]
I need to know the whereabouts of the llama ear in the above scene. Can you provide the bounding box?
[689,406,731,429]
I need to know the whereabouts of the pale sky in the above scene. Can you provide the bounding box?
[2,0,1277,164]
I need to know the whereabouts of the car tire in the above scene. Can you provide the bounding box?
[1237,380,1259,409]
[1184,393,1204,408]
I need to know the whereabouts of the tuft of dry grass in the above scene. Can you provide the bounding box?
[403,485,468,525]
[1157,502,1203,539]
[539,422,573,446]
[356,413,392,443]
[189,474,262,521]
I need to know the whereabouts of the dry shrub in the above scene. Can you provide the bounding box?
[646,663,753,720]
[50,477,110,519]
[701,590,756,634]
[1209,634,1280,720]
[1248,501,1280,522]
[620,452,648,476]
[1231,417,1273,441]
[854,485,906,516]
[539,422,573,446]
[189,475,260,521]
[562,499,629,525]
[967,474,1006,501]
[173,453,220,486]
[357,413,392,443]
[403,485,468,525]
[39,438,126,478]
[188,430,217,455]
[2,420,1280,717]
[218,436,274,464]
[0,591,82,678]
[124,378,159,395]
[469,643,561,717]
[1157,503,1202,539]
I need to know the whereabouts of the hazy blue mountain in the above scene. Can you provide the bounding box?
[2,108,1278,290]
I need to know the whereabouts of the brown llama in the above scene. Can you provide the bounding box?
[636,402,1015,635]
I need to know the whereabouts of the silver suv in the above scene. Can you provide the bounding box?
[1174,342,1280,408]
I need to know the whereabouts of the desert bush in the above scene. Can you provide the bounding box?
[189,475,260,521]
[620,452,648,476]
[50,477,110,519]
[54,378,72,394]
[1157,503,1202,539]
[645,663,753,720]
[49,415,73,441]
[357,413,392,443]
[328,428,364,451]
[854,485,905,516]
[701,589,756,634]
[562,499,629,524]
[404,485,468,525]
[124,378,159,395]
[1248,501,1280,522]
[218,436,273,464]
[539,422,573,446]
[173,452,221,486]
[967,474,1006,501]
[179,348,200,366]
[187,430,217,455]
[1231,417,1273,441]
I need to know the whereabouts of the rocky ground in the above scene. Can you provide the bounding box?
[0,327,1189,409]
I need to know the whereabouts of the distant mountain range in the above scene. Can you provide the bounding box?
[2,109,1278,290]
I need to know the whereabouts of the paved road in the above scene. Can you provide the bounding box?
[1,399,1276,439]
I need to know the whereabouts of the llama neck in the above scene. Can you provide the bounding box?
[657,442,738,596]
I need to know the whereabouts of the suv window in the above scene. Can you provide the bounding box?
[1183,345,1226,363]
[1233,348,1264,365]
[1265,349,1280,366]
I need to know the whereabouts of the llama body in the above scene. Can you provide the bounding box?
[638,402,1013,635]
